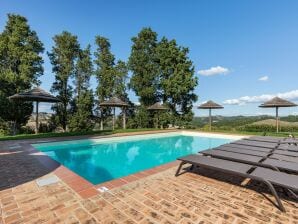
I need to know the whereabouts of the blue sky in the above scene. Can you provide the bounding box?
[1,0,298,117]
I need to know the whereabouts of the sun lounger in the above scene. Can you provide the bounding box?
[244,136,284,143]
[175,154,298,212]
[201,149,298,173]
[217,145,298,163]
[216,145,269,157]
[231,140,277,149]
[278,144,298,152]
[270,154,298,163]
[223,143,273,152]
[244,136,298,145]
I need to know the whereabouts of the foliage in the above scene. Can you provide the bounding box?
[69,45,94,131]
[0,14,44,133]
[69,90,94,131]
[48,31,80,131]
[94,36,130,129]
[157,37,198,125]
[0,118,10,136]
[128,28,160,106]
[127,106,151,128]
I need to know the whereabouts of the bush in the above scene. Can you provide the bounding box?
[0,119,10,136]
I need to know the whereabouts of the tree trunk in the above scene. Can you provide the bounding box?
[35,101,39,134]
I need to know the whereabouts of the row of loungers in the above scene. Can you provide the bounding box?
[175,136,298,212]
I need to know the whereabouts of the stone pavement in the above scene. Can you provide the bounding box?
[0,136,298,223]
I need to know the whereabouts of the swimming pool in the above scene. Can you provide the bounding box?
[33,132,238,185]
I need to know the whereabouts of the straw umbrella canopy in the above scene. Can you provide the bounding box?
[9,87,60,134]
[259,97,297,133]
[99,97,129,130]
[147,102,168,128]
[198,100,223,131]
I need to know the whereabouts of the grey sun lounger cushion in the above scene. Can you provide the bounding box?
[244,136,284,143]
[278,144,298,152]
[231,140,277,149]
[176,154,297,212]
[222,144,298,157]
[177,154,252,173]
[244,136,298,145]
[274,149,298,157]
[223,143,273,152]
[216,145,269,157]
[270,154,298,163]
[202,149,298,173]
[262,158,298,173]
[218,144,298,163]
[202,149,263,163]
[251,167,298,191]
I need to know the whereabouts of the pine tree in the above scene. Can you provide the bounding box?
[0,14,44,134]
[48,31,80,131]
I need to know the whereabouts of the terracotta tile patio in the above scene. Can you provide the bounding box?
[0,132,298,224]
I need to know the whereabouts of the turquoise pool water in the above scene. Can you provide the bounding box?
[33,133,233,184]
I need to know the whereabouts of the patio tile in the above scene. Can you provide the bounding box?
[1,133,298,224]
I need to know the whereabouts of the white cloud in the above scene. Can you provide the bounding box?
[258,75,269,81]
[223,90,298,105]
[198,66,230,76]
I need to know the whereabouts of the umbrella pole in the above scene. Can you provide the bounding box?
[35,101,39,134]
[276,107,279,133]
[122,107,126,129]
[209,108,212,131]
[113,107,115,130]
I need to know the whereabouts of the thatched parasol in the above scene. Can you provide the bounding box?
[99,97,129,130]
[147,102,168,128]
[9,87,60,134]
[259,97,297,133]
[198,100,223,131]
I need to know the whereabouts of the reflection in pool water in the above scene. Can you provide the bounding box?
[34,134,232,184]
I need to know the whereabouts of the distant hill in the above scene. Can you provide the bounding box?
[192,115,273,128]
[192,115,298,132]
[252,119,298,127]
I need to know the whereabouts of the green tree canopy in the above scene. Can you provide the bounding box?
[0,14,44,133]
[128,27,159,107]
[157,37,198,124]
[69,45,94,131]
[48,31,80,131]
[94,36,130,129]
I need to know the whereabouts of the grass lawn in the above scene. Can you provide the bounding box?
[0,128,296,141]
[0,128,160,141]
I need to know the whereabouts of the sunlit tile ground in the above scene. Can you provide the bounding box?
[0,135,297,224]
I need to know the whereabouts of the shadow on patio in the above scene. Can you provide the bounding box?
[0,147,60,190]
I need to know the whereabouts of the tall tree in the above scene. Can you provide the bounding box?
[94,36,115,130]
[0,14,44,133]
[74,45,93,98]
[114,60,128,100]
[69,45,94,131]
[156,37,198,124]
[48,31,80,131]
[128,27,159,107]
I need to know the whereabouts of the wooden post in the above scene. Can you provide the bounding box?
[35,101,39,134]
[113,107,115,130]
[122,107,126,129]
[209,108,212,131]
[276,107,279,133]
